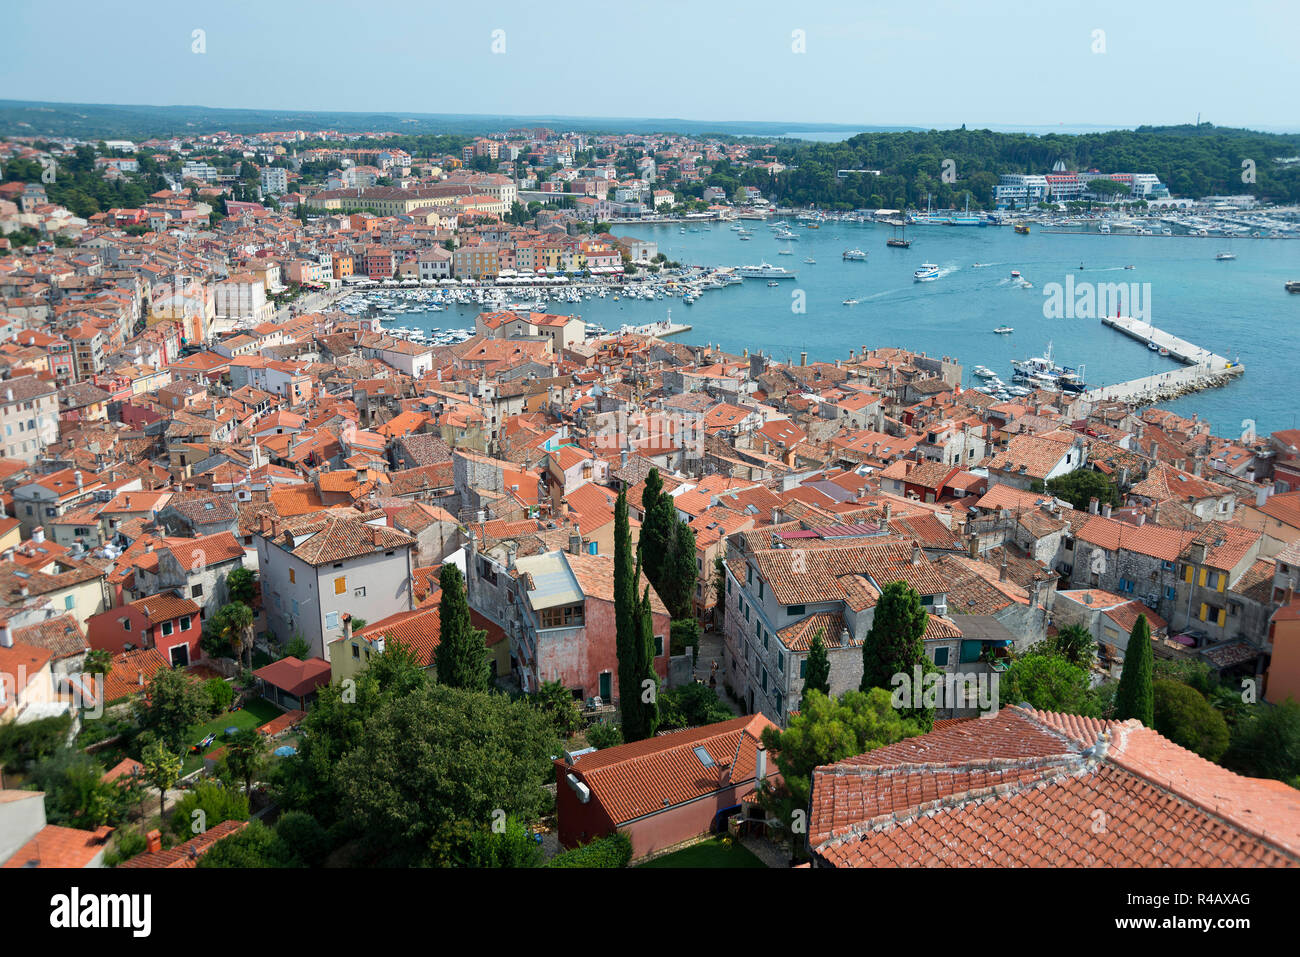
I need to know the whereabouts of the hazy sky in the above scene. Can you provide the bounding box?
[6,0,1298,131]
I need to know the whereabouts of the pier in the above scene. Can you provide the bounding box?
[1080,315,1244,405]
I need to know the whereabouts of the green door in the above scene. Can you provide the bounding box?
[599,672,612,701]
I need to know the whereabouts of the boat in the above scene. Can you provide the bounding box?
[1215,251,1236,261]
[1158,347,1170,356]
[1124,264,1135,270]
[1021,281,1033,289]
[914,263,940,282]
[1011,341,1087,393]
[775,228,798,240]
[887,220,910,248]
[973,365,996,378]
[778,249,793,255]
[1099,223,1111,234]
[842,248,867,261]
[766,281,780,287]
[1287,281,1300,293]
[842,298,859,306]
[994,326,1014,334]
[1014,223,1030,235]
[1148,341,1159,351]
[739,262,796,279]
[739,235,752,240]
[1010,270,1021,279]
[803,257,816,264]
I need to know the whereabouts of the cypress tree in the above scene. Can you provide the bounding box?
[639,468,673,590]
[860,581,928,693]
[636,585,660,739]
[1115,613,1154,726]
[803,629,831,699]
[435,563,489,691]
[614,490,642,736]
[664,519,699,621]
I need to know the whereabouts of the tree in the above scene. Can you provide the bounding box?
[1115,614,1154,726]
[1001,653,1095,715]
[662,520,698,620]
[761,688,923,817]
[637,469,672,588]
[658,683,734,731]
[434,563,489,691]
[83,649,113,678]
[197,819,292,868]
[226,567,257,605]
[536,679,583,738]
[223,728,269,795]
[1153,680,1229,761]
[1042,469,1119,511]
[860,581,928,693]
[210,601,256,668]
[141,740,182,820]
[203,677,235,714]
[26,750,125,829]
[1049,624,1096,668]
[585,721,623,749]
[366,638,430,696]
[170,780,249,837]
[802,629,831,699]
[334,685,558,864]
[614,490,643,737]
[713,555,726,612]
[136,668,208,753]
[633,585,660,740]
[1223,699,1300,782]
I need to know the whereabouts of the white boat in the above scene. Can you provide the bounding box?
[914,263,940,282]
[1215,251,1236,261]
[842,298,859,306]
[739,262,796,279]
[1099,223,1111,234]
[842,248,867,261]
[993,326,1014,335]
[766,280,780,287]
[778,249,793,255]
[973,365,996,378]
[803,257,816,264]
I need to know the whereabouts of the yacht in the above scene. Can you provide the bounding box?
[914,263,940,282]
[842,248,867,261]
[993,326,1014,335]
[775,228,798,240]
[1215,251,1237,261]
[739,262,796,279]
[1099,223,1111,234]
[973,365,997,378]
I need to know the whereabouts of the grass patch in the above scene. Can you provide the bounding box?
[639,836,766,869]
[181,699,283,774]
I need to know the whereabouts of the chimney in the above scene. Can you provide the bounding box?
[1101,503,1112,519]
[1088,497,1100,515]
[74,470,83,489]
[911,542,921,566]
[31,526,44,544]
[999,556,1008,582]
[754,744,767,784]
[1136,512,1146,526]
[1153,500,1162,524]
[799,352,807,366]
[146,830,162,854]
[342,613,353,643]
[882,502,891,528]
[771,506,780,526]
[568,525,583,555]
[1256,485,1272,508]
[0,624,11,648]
[620,449,628,469]
[507,543,517,571]
[967,534,979,559]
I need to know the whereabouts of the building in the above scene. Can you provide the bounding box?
[554,714,779,860]
[0,375,59,464]
[260,166,288,196]
[85,593,203,667]
[254,511,416,660]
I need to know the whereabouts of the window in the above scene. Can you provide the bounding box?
[352,643,360,660]
[291,599,299,616]
[289,568,296,584]
[655,635,664,657]
[799,659,807,678]
[180,616,191,631]
[65,595,76,611]
[758,580,765,601]
[1165,585,1177,600]
[335,576,347,595]
[333,562,343,569]
[778,651,785,673]
[354,586,366,598]
[161,620,174,637]
[191,583,203,598]
[786,605,805,617]
[775,691,783,714]
[540,604,585,628]
[933,646,950,666]
[325,611,339,628]
[726,578,732,595]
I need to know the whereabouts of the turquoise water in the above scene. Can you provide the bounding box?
[404,220,1300,434]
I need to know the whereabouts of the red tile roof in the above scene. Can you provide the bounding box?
[252,656,331,697]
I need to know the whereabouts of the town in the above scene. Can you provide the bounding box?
[1,12,1300,882]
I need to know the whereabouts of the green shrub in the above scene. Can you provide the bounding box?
[204,678,235,715]
[1152,680,1229,761]
[105,829,149,867]
[670,618,701,656]
[170,781,250,837]
[585,721,623,750]
[545,832,632,868]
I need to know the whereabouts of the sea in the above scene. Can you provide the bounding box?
[378,221,1300,435]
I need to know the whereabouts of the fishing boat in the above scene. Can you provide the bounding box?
[914,263,940,282]
[994,326,1014,334]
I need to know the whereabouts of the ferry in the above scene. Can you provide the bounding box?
[739,262,796,279]
[914,263,940,282]
[994,326,1014,335]
[843,248,867,261]
[1014,223,1030,235]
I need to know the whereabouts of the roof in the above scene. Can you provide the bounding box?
[808,707,1300,867]
[252,656,331,697]
[117,819,248,868]
[559,714,779,825]
[2,820,113,868]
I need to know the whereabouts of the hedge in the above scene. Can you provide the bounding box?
[544,832,632,868]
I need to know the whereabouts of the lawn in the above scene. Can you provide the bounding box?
[639,837,766,869]
[181,698,284,774]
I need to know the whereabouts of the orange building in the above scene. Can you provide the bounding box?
[1266,601,1300,705]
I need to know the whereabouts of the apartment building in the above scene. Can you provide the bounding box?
[0,375,59,464]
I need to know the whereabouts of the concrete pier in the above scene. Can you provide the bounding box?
[1081,315,1243,405]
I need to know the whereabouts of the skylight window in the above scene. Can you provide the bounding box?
[692,746,715,768]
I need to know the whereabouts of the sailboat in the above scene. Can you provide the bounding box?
[886,219,910,248]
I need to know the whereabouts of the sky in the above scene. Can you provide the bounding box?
[5,0,1299,132]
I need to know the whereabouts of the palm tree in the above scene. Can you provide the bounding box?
[224,729,269,795]
[216,602,256,669]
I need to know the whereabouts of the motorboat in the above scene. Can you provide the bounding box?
[914,263,940,282]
